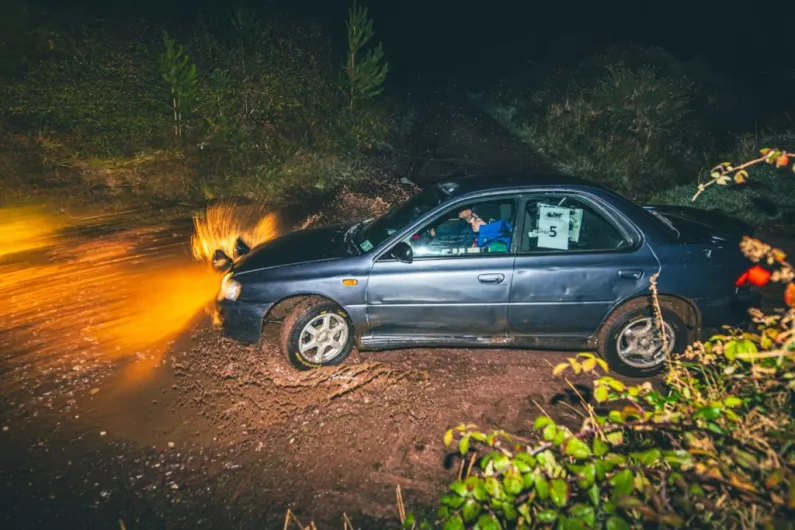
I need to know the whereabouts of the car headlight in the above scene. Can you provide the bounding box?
[220,274,242,301]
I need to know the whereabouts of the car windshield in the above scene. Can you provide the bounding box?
[355,186,448,252]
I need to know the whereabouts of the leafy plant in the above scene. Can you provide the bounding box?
[343,1,388,111]
[693,147,795,201]
[159,31,198,138]
[405,329,794,529]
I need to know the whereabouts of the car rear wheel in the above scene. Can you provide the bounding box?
[598,300,688,378]
[279,297,355,370]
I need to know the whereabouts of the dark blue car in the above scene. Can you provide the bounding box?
[214,174,759,377]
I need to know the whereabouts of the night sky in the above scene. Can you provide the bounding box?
[31,0,795,102]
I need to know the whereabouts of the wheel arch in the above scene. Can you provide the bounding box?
[598,293,701,342]
[264,293,347,324]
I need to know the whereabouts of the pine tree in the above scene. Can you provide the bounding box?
[159,32,198,138]
[343,1,388,111]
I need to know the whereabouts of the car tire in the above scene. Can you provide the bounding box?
[597,299,689,378]
[279,297,355,371]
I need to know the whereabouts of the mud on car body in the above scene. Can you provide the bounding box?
[214,173,760,377]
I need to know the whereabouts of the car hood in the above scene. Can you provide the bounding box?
[232,223,355,274]
[644,205,754,243]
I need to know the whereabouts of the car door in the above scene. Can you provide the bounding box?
[364,196,520,340]
[508,191,660,342]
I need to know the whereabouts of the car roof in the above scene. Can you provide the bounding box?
[437,173,605,196]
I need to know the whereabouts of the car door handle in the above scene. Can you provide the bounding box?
[618,269,644,280]
[478,273,505,284]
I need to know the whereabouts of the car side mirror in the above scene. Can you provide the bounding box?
[390,241,413,263]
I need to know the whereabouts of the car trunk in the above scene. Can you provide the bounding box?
[643,205,754,243]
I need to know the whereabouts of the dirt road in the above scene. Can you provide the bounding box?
[0,207,600,529]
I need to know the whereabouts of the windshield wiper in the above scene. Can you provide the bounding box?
[343,221,364,254]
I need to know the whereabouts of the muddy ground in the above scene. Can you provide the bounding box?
[2,217,789,530]
[1,291,603,529]
[0,199,612,530]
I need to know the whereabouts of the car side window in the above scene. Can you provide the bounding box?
[521,194,627,253]
[403,198,517,258]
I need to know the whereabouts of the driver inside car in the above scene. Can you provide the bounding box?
[418,204,513,254]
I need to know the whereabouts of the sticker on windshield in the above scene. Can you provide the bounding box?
[538,204,570,250]
[359,240,374,252]
[569,208,583,243]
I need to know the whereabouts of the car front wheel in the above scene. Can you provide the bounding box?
[598,300,688,378]
[279,297,355,370]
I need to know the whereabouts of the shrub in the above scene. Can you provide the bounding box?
[470,47,746,199]
[409,286,794,528]
[0,20,165,157]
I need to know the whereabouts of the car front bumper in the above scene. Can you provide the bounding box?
[217,300,272,343]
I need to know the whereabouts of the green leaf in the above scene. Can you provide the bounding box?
[724,396,743,408]
[578,462,596,488]
[514,452,536,472]
[593,437,609,456]
[462,499,481,523]
[693,406,722,421]
[537,510,558,523]
[565,437,592,460]
[662,450,692,467]
[444,429,454,447]
[606,516,630,530]
[630,448,661,466]
[606,431,624,446]
[595,459,611,481]
[588,484,600,507]
[553,429,566,446]
[535,474,550,500]
[442,514,465,530]
[473,482,489,502]
[503,502,518,522]
[610,469,633,497]
[484,477,503,499]
[450,480,468,497]
[459,435,470,455]
[563,518,586,530]
[518,502,531,521]
[707,422,725,435]
[608,410,624,424]
[570,504,596,528]
[594,385,610,403]
[534,416,554,430]
[543,423,557,442]
[504,471,523,496]
[475,514,501,530]
[442,494,466,509]
[550,478,569,508]
[402,513,416,528]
